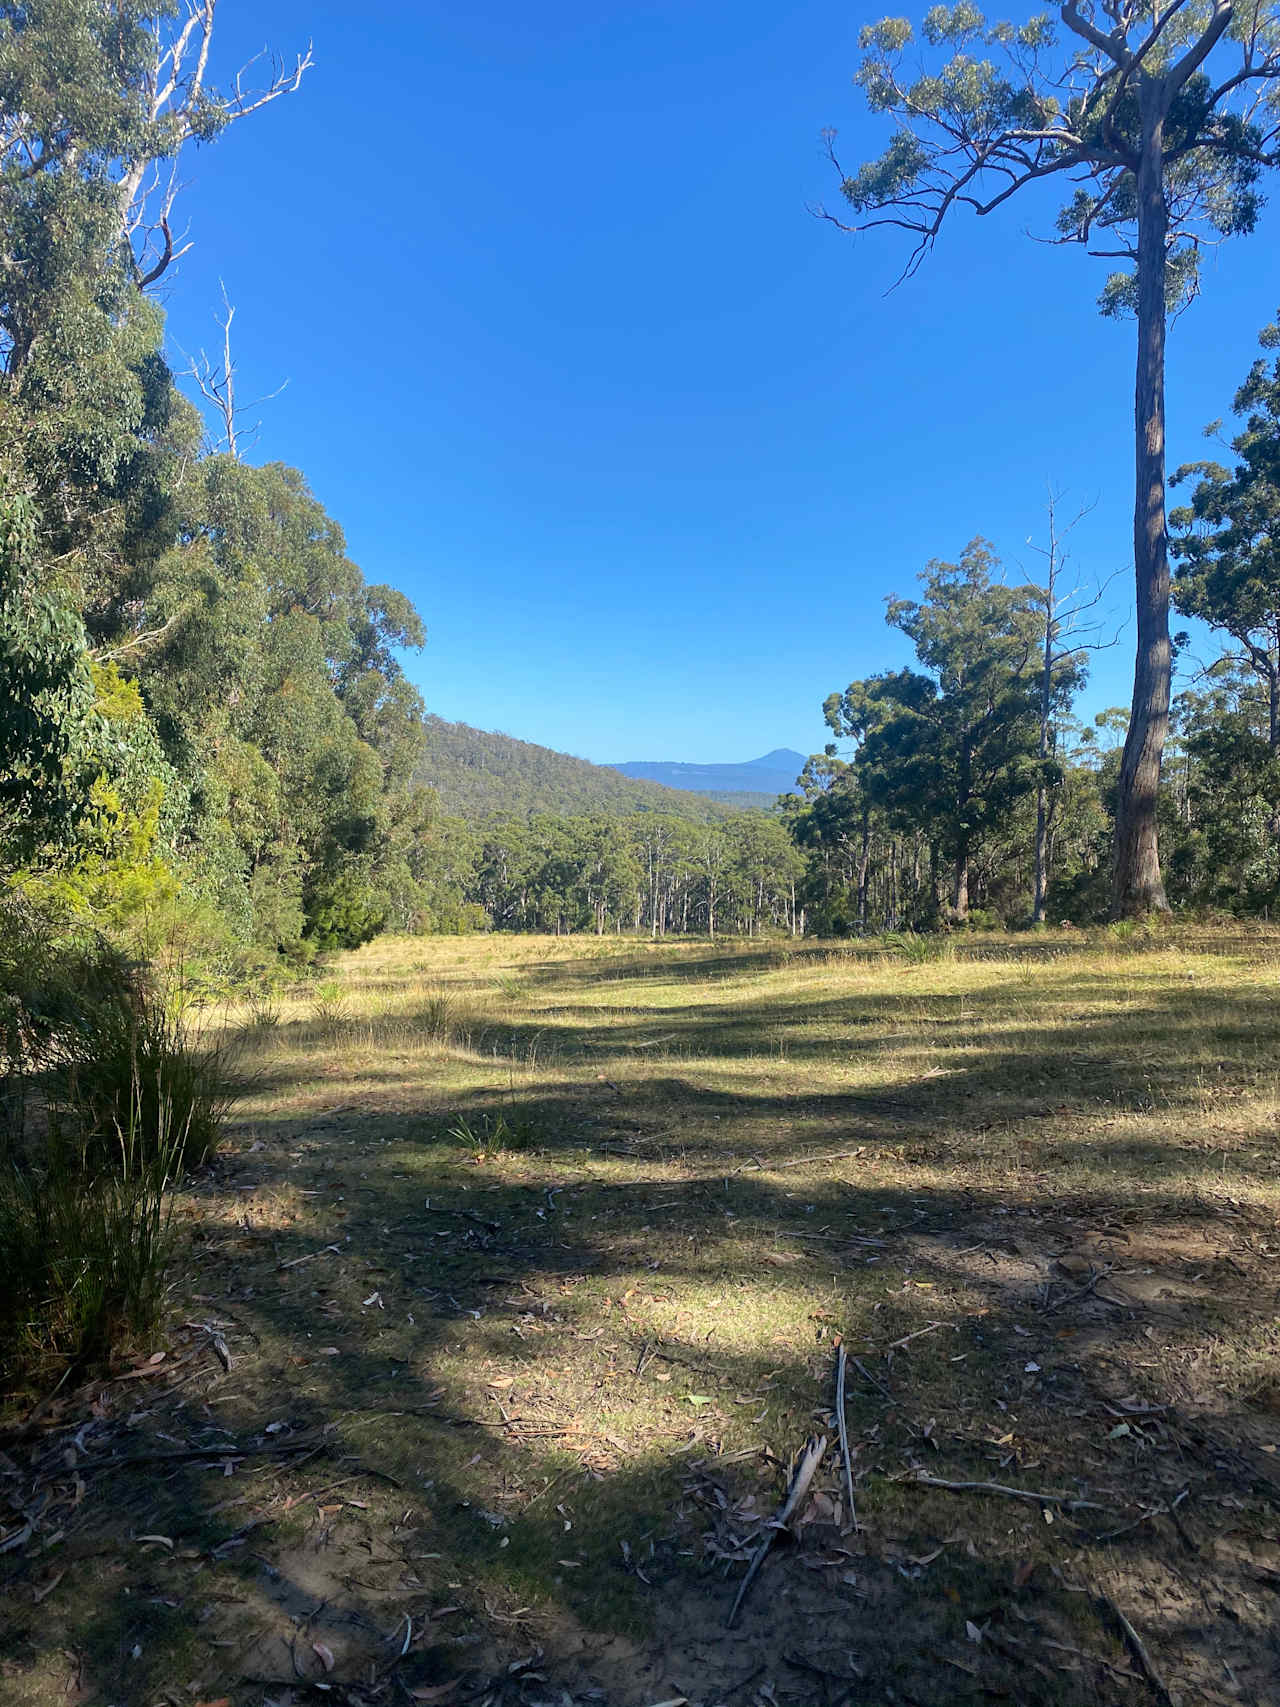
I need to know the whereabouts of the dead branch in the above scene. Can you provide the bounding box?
[1101,1590,1181,1707]
[906,1471,1110,1512]
[834,1345,857,1532]
[726,1433,828,1628]
[179,281,289,458]
[851,1356,892,1400]
[118,1,313,287]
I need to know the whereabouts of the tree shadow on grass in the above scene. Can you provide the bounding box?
[7,942,1280,1703]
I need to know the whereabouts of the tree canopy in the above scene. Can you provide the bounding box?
[823,0,1280,915]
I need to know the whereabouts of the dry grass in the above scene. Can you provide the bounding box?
[4,926,1280,1705]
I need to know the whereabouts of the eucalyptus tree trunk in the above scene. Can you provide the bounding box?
[1112,98,1172,917]
[857,805,871,933]
[1033,539,1057,925]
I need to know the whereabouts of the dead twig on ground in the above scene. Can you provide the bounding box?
[277,1243,341,1270]
[1101,1590,1180,1707]
[852,1357,892,1400]
[422,1202,501,1233]
[1040,1262,1119,1315]
[731,1147,870,1176]
[1035,1635,1141,1683]
[57,1436,328,1479]
[834,1345,857,1532]
[905,1472,1110,1513]
[1167,1488,1199,1554]
[885,1321,953,1355]
[726,1433,827,1628]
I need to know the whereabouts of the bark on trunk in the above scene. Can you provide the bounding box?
[1033,580,1055,925]
[1112,98,1172,917]
[950,849,969,924]
[1033,783,1049,925]
[857,806,871,933]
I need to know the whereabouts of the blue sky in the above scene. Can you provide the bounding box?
[161,0,1280,767]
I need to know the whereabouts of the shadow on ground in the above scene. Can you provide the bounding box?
[4,939,1280,1706]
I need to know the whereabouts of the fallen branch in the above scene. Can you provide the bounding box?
[1100,1591,1180,1707]
[277,1244,341,1270]
[1035,1635,1140,1684]
[906,1472,1109,1513]
[61,1436,326,1478]
[1042,1265,1112,1314]
[731,1147,869,1176]
[726,1433,827,1628]
[834,1346,857,1532]
[885,1321,953,1355]
[852,1357,892,1401]
[423,1202,501,1233]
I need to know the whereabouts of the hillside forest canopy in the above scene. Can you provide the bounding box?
[5,0,1280,975]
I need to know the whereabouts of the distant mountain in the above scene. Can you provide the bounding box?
[611,747,807,800]
[414,716,761,822]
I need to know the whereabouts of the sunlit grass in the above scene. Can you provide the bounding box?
[9,925,1280,1703]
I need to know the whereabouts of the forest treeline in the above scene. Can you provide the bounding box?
[7,3,1280,973]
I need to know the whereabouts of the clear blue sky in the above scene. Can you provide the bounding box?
[161,0,1280,767]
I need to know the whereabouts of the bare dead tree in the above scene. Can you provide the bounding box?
[117,1,314,288]
[1025,487,1122,923]
[179,281,287,459]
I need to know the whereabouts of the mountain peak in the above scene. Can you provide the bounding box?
[611,748,806,800]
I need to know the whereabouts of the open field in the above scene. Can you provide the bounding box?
[5,928,1280,1706]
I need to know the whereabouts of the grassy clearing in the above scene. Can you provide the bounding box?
[4,928,1280,1705]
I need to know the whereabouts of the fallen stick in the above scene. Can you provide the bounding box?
[907,1472,1109,1513]
[1042,1265,1112,1314]
[726,1433,827,1628]
[834,1346,857,1532]
[885,1321,952,1354]
[1036,1636,1141,1684]
[62,1436,326,1477]
[423,1202,501,1232]
[852,1356,892,1401]
[277,1243,341,1270]
[1101,1591,1180,1707]
[731,1148,869,1176]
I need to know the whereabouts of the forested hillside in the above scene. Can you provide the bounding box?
[414,716,761,819]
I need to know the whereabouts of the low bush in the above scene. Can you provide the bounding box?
[446,1109,545,1154]
[0,1102,179,1397]
[61,997,232,1172]
[0,897,236,1399]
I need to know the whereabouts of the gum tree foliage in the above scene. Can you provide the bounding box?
[0,492,95,862]
[824,540,1044,922]
[1172,309,1280,749]
[823,0,1280,915]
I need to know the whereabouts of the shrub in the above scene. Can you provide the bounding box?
[0,1097,179,1397]
[418,987,455,1043]
[311,979,349,1030]
[447,1109,544,1154]
[0,898,235,1398]
[58,994,232,1172]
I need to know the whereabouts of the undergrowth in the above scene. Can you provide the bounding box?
[0,898,236,1402]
